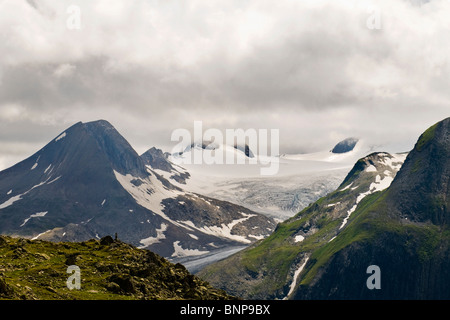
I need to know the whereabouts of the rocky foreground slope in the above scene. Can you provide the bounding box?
[0,235,233,300]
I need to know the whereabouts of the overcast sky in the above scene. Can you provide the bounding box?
[0,0,449,170]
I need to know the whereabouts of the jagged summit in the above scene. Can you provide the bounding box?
[141,147,174,172]
[339,151,406,188]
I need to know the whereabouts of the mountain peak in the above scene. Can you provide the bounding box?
[331,137,359,154]
[386,117,450,224]
[339,151,405,188]
[76,120,148,178]
[141,147,174,172]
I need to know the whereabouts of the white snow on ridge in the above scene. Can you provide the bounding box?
[31,162,38,170]
[20,211,48,227]
[47,176,62,184]
[171,241,209,258]
[285,257,310,299]
[188,233,199,240]
[44,164,52,174]
[0,175,59,210]
[55,132,66,142]
[113,170,185,228]
[138,223,168,248]
[339,203,358,230]
[370,174,394,193]
[248,234,264,240]
[382,153,407,171]
[0,194,23,210]
[327,202,340,207]
[340,182,353,191]
[179,212,257,244]
[32,229,52,240]
[338,153,407,230]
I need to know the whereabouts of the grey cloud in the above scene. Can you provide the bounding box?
[0,0,449,170]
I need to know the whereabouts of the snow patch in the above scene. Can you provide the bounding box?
[138,223,168,248]
[171,241,209,258]
[365,165,377,172]
[294,235,305,243]
[32,229,52,240]
[31,162,38,170]
[113,170,184,228]
[20,211,48,227]
[381,153,407,171]
[101,199,106,206]
[340,182,353,191]
[340,172,396,230]
[248,234,264,240]
[327,202,340,208]
[369,174,394,193]
[188,233,199,240]
[47,176,62,184]
[55,132,66,142]
[285,257,310,299]
[6,190,12,195]
[0,175,58,210]
[178,212,256,244]
[0,194,23,209]
[44,164,52,174]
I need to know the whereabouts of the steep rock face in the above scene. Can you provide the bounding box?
[141,147,190,184]
[386,118,450,225]
[293,117,450,300]
[141,147,174,173]
[293,231,450,300]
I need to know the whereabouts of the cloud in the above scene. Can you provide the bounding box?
[0,0,449,169]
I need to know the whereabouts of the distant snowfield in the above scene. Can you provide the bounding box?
[138,223,168,248]
[166,142,374,221]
